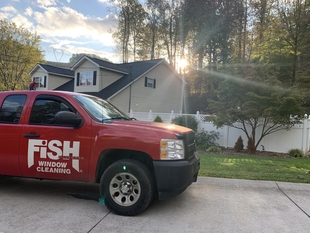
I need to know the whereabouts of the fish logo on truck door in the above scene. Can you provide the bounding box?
[27,139,81,174]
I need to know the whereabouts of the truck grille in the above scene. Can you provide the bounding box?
[183,132,196,160]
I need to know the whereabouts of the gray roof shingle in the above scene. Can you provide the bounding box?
[83,58,164,99]
[39,64,74,77]
[53,56,170,99]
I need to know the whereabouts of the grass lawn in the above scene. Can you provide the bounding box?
[198,153,310,183]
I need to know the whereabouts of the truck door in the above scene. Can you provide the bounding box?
[19,94,91,181]
[0,94,27,176]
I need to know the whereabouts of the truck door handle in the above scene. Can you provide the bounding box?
[24,133,40,138]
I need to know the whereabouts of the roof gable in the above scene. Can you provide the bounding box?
[29,64,74,78]
[43,57,183,99]
[85,59,166,99]
[71,56,129,74]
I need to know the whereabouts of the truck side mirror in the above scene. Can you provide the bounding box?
[55,111,83,128]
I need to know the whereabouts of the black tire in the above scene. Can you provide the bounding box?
[99,159,154,216]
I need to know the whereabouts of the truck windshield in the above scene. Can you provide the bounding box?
[73,94,130,122]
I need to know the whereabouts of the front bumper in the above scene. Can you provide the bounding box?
[153,153,200,200]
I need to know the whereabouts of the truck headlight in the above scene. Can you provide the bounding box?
[160,139,184,160]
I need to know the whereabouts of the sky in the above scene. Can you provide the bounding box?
[0,0,122,63]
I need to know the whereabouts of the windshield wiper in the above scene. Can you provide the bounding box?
[101,116,136,123]
[107,116,130,121]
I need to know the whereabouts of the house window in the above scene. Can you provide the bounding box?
[144,77,156,89]
[33,76,46,88]
[77,71,97,86]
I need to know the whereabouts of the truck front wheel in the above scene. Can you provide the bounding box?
[100,159,154,216]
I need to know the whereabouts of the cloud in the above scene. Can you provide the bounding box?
[46,40,121,62]
[0,6,16,19]
[0,0,119,62]
[11,14,34,30]
[37,0,57,8]
[25,7,33,17]
[34,6,117,46]
[0,5,17,13]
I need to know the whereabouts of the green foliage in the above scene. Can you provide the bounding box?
[234,136,244,152]
[195,130,220,150]
[209,69,304,151]
[0,20,44,91]
[288,149,305,158]
[171,115,198,132]
[111,0,147,62]
[153,115,163,122]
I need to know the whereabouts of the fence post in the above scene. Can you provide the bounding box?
[196,111,200,122]
[148,110,153,122]
[302,114,308,154]
[223,125,230,148]
[170,110,174,123]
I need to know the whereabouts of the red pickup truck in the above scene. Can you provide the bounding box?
[0,90,200,216]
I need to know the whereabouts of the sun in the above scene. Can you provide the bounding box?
[179,59,188,69]
[177,58,188,73]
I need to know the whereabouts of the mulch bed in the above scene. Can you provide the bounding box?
[210,148,292,158]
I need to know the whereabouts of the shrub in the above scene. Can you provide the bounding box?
[247,137,256,154]
[195,130,220,150]
[153,115,163,122]
[288,148,304,158]
[234,136,244,152]
[206,146,222,153]
[171,115,198,132]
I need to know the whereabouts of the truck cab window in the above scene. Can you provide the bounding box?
[29,98,73,125]
[0,95,27,124]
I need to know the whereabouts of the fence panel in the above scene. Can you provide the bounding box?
[129,110,310,154]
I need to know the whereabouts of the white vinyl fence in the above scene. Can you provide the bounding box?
[129,110,310,154]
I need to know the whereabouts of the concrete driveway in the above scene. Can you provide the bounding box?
[0,176,309,233]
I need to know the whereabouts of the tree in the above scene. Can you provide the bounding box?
[111,0,147,62]
[69,53,108,64]
[0,20,44,91]
[275,0,310,86]
[182,0,243,69]
[145,0,161,60]
[209,65,303,152]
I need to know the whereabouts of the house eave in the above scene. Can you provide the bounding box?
[107,59,165,100]
[71,56,129,75]
[28,64,47,75]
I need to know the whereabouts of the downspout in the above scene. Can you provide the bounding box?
[181,79,185,113]
[180,67,186,113]
[128,65,132,112]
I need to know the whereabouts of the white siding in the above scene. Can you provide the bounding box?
[31,67,72,90]
[99,69,123,89]
[110,63,184,113]
[74,60,124,93]
[110,87,130,113]
[74,60,100,92]
[48,74,72,90]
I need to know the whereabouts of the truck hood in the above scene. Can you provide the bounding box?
[109,120,193,136]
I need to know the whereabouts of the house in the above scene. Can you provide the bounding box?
[29,56,185,113]
[29,64,74,90]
